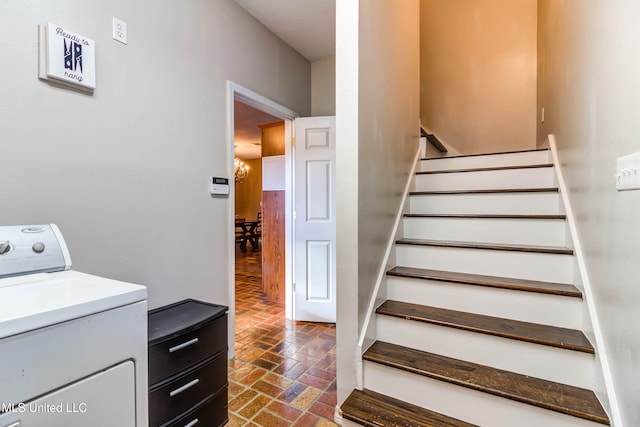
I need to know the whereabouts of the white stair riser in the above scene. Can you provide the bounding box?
[409,192,564,215]
[375,316,596,389]
[364,362,605,427]
[386,276,583,329]
[395,245,574,283]
[414,167,556,192]
[420,150,552,172]
[403,217,567,247]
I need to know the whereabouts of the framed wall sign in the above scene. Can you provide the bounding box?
[39,23,96,91]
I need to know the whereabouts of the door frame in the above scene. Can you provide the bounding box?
[226,81,298,357]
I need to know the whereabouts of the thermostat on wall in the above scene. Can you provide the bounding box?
[210,177,230,196]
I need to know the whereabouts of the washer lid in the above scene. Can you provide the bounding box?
[0,270,147,339]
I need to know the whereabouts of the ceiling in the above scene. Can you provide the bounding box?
[234,100,280,160]
[233,0,336,62]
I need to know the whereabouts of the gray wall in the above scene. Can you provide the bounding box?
[311,56,336,116]
[421,0,538,154]
[0,0,310,310]
[336,0,420,406]
[538,1,640,425]
[358,0,420,331]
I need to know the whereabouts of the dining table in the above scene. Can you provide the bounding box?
[235,218,260,252]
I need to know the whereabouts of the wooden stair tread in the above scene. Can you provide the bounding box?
[387,266,581,297]
[341,388,478,427]
[422,147,549,161]
[377,300,593,353]
[411,187,559,195]
[404,213,567,220]
[416,163,553,175]
[396,238,574,255]
[364,341,609,425]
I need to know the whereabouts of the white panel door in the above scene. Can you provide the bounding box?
[294,116,336,322]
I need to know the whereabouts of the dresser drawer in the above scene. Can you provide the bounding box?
[163,387,228,427]
[149,351,227,427]
[149,315,227,385]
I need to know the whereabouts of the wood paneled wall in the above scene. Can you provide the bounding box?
[261,191,285,304]
[260,120,286,304]
[234,158,262,221]
[259,121,285,157]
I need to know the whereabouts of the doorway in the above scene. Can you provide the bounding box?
[233,99,277,333]
[233,101,281,315]
[226,82,338,425]
[227,81,298,359]
[227,83,338,350]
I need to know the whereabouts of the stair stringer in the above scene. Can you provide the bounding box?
[354,143,422,390]
[549,134,621,426]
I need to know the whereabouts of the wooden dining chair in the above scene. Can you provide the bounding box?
[256,211,262,246]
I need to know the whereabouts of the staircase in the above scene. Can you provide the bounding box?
[341,148,611,426]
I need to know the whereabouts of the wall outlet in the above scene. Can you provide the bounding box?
[616,152,640,191]
[112,17,127,44]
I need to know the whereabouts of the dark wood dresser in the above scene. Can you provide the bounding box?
[148,299,229,427]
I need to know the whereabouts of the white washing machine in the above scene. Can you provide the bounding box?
[0,224,148,427]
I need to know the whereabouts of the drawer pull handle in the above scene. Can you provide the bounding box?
[184,419,199,427]
[169,338,199,353]
[169,379,200,397]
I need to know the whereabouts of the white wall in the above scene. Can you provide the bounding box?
[336,0,360,408]
[421,0,537,154]
[312,56,336,116]
[538,1,640,425]
[0,0,310,311]
[336,0,420,407]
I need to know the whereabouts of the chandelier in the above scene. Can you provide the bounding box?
[234,157,250,184]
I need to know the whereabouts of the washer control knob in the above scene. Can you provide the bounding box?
[32,242,45,253]
[0,241,11,255]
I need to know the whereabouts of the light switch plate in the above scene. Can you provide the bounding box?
[112,17,127,44]
[616,152,640,191]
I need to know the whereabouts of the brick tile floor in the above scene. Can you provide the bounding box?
[230,248,338,426]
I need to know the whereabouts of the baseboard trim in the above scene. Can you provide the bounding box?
[334,406,344,425]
